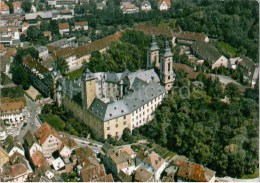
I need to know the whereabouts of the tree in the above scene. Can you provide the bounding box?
[225,83,241,102]
[21,0,32,13]
[26,26,44,43]
[122,128,133,143]
[56,58,69,75]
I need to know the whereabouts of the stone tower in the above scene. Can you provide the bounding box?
[147,35,160,69]
[160,40,174,91]
[81,71,96,109]
[56,84,62,107]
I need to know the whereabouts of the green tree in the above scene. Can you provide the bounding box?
[56,58,69,75]
[225,83,241,102]
[21,0,32,13]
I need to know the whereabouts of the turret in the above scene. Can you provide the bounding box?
[81,70,96,109]
[147,35,160,69]
[160,40,174,91]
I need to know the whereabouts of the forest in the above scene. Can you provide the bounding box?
[132,72,259,177]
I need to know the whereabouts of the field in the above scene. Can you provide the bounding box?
[66,68,84,80]
[40,114,66,131]
[217,41,238,57]
[241,168,259,179]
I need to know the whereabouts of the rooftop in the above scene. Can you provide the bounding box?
[35,123,61,145]
[176,31,208,42]
[23,55,49,75]
[134,165,154,182]
[81,164,106,182]
[175,161,216,182]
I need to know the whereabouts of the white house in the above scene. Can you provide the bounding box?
[158,0,171,11]
[60,145,72,158]
[141,0,152,11]
[58,23,70,35]
[52,157,65,171]
[3,135,25,157]
[74,22,88,31]
[212,55,229,69]
[136,150,166,181]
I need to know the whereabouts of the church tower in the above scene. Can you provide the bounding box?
[160,40,174,91]
[147,35,160,69]
[81,71,96,109]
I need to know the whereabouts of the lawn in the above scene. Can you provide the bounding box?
[217,41,237,57]
[66,68,84,80]
[40,114,66,131]
[152,144,177,160]
[241,168,259,179]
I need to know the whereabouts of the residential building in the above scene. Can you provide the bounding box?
[0,152,32,182]
[102,144,136,175]
[81,164,114,182]
[23,130,42,157]
[31,151,47,168]
[174,31,209,45]
[34,123,63,158]
[0,146,9,167]
[135,150,166,181]
[47,0,77,8]
[97,2,106,10]
[0,1,10,15]
[46,37,77,52]
[134,165,155,182]
[74,21,89,31]
[141,0,152,11]
[0,96,27,125]
[51,32,121,72]
[0,27,20,47]
[59,135,77,158]
[58,23,70,35]
[122,4,140,14]
[158,0,171,11]
[12,1,23,14]
[2,135,25,156]
[36,46,49,61]
[22,55,53,97]
[190,41,229,69]
[174,161,216,182]
[43,31,52,41]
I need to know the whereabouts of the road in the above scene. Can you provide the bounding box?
[16,95,42,143]
[216,177,260,182]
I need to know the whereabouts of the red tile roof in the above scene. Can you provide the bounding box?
[134,24,174,37]
[75,22,88,26]
[35,123,61,145]
[10,163,28,178]
[58,23,69,30]
[0,97,26,114]
[158,0,171,6]
[176,31,208,42]
[53,32,122,59]
[93,174,114,182]
[12,1,22,10]
[31,151,46,168]
[173,63,194,73]
[0,1,9,12]
[175,161,216,182]
[81,164,106,182]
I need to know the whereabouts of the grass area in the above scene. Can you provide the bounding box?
[241,168,259,179]
[217,41,238,57]
[1,72,13,85]
[152,144,177,160]
[66,68,84,80]
[40,114,66,131]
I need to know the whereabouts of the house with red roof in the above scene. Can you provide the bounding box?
[34,123,63,158]
[0,1,10,15]
[158,0,171,11]
[13,1,23,14]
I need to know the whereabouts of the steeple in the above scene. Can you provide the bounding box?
[160,40,174,91]
[147,35,160,69]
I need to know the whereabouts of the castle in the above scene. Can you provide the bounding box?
[55,36,175,139]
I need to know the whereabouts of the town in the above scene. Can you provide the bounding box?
[0,0,259,182]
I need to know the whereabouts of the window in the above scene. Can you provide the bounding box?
[107,127,110,130]
[124,115,126,119]
[168,76,171,80]
[168,62,171,72]
[115,124,118,128]
[123,121,126,125]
